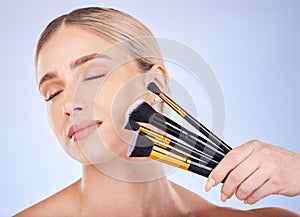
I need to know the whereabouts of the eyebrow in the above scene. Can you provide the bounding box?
[70,52,99,70]
[38,71,57,90]
[38,53,111,90]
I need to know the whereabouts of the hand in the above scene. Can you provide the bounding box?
[205,140,300,204]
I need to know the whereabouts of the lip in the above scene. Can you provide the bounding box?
[67,120,103,142]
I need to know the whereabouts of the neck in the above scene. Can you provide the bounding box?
[79,158,189,216]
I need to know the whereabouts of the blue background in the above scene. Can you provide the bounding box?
[1,0,299,216]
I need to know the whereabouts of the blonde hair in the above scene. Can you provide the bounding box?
[35,7,163,71]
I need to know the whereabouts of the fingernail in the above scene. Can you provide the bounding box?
[205,178,215,192]
[221,193,228,202]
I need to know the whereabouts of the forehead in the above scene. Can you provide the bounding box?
[36,26,114,82]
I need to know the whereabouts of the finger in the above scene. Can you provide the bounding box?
[220,154,259,201]
[205,142,254,191]
[244,180,274,204]
[235,165,270,201]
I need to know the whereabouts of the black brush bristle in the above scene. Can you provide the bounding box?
[129,101,157,123]
[124,119,140,131]
[147,82,161,95]
[128,132,154,157]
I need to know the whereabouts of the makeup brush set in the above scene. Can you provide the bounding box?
[124,82,232,180]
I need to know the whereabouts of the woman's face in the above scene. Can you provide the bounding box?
[36,26,152,164]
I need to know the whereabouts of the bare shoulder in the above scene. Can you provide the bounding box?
[169,181,300,217]
[214,206,300,217]
[13,180,82,217]
[169,180,216,216]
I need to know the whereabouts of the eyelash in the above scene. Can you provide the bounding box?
[84,74,105,81]
[44,74,104,102]
[45,90,63,102]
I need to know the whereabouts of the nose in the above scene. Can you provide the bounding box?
[61,91,86,117]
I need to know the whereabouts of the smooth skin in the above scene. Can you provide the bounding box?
[206,140,300,204]
[15,26,299,217]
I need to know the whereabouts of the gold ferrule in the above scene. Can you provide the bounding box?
[139,126,171,146]
[149,144,191,170]
[159,94,186,117]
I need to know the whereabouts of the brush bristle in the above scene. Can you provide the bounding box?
[147,82,161,95]
[128,101,157,123]
[124,100,146,127]
[124,119,140,131]
[128,132,154,157]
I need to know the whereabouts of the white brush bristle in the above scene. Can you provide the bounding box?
[123,99,146,129]
[127,131,139,157]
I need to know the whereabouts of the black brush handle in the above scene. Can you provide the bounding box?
[185,113,232,154]
[149,113,225,162]
[151,115,224,162]
[188,162,226,183]
[169,139,218,169]
[163,114,226,156]
[188,161,212,178]
[159,92,231,154]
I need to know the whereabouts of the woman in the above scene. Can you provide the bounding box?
[15,7,299,216]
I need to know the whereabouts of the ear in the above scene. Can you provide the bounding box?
[143,64,168,106]
[144,64,169,93]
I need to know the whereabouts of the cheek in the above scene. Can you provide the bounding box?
[46,103,64,140]
[93,72,148,147]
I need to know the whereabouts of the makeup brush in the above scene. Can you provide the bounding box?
[124,119,218,168]
[127,100,225,162]
[147,82,232,154]
[128,131,213,178]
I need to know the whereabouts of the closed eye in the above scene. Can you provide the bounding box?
[83,74,105,81]
[45,90,63,102]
